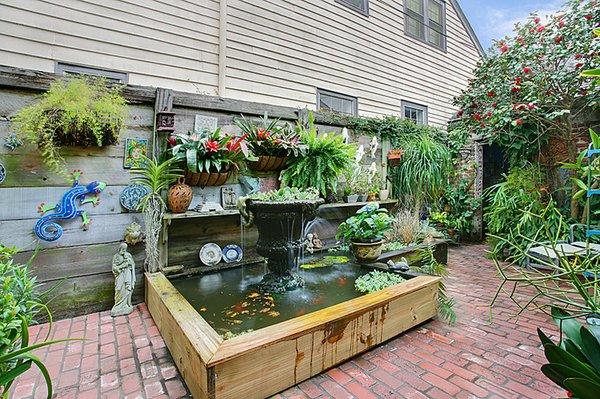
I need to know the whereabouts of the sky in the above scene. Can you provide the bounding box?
[458,0,565,50]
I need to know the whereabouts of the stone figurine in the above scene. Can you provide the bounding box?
[368,162,378,185]
[387,258,410,272]
[355,144,365,164]
[369,136,379,158]
[124,222,144,246]
[305,233,324,254]
[341,127,350,144]
[111,243,136,317]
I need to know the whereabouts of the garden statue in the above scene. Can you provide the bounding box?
[111,243,136,317]
[34,170,106,242]
[355,144,365,164]
[124,222,144,246]
[305,233,324,254]
[341,127,350,144]
[368,162,378,184]
[387,258,410,272]
[3,132,22,151]
[369,136,379,158]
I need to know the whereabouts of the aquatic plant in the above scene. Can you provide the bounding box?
[246,187,320,202]
[354,271,406,294]
[300,255,350,269]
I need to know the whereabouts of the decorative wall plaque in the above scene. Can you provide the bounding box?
[156,111,176,132]
[123,138,149,169]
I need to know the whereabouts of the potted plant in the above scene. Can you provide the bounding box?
[234,113,306,172]
[336,202,393,263]
[343,185,359,203]
[168,128,246,187]
[352,171,370,202]
[281,112,355,200]
[12,77,127,176]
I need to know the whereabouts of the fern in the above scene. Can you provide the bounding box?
[281,112,356,197]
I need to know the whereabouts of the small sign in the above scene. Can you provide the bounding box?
[195,115,218,133]
[123,138,149,169]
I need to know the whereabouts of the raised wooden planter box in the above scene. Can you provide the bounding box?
[146,272,440,399]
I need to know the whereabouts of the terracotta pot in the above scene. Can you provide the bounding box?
[167,178,193,213]
[185,169,231,187]
[387,149,404,167]
[351,240,384,263]
[247,155,288,172]
[367,193,377,202]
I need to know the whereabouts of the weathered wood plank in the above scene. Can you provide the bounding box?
[0,185,132,220]
[0,213,144,250]
[13,241,145,283]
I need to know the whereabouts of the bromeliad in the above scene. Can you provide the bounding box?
[34,170,106,242]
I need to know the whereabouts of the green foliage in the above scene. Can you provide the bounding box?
[234,113,306,158]
[354,271,406,294]
[439,169,481,235]
[12,77,127,176]
[300,255,350,269]
[281,113,356,197]
[389,132,451,207]
[169,129,246,174]
[131,156,182,210]
[537,308,600,399]
[337,203,393,242]
[454,0,599,164]
[247,187,320,202]
[0,248,69,398]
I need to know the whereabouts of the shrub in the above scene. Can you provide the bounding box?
[12,77,127,176]
[337,203,393,242]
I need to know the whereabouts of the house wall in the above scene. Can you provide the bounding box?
[0,0,481,126]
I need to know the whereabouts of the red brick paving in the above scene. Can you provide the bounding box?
[11,245,565,398]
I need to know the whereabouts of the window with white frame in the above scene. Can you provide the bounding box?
[55,62,129,84]
[336,0,369,15]
[405,0,446,50]
[402,101,428,125]
[317,89,358,116]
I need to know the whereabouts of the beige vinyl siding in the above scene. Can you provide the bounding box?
[226,0,481,125]
[0,0,220,94]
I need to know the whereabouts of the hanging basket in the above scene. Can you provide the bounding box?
[247,155,288,172]
[185,168,231,187]
[387,149,404,167]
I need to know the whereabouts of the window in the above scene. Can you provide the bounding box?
[55,62,129,84]
[317,89,358,116]
[405,0,446,50]
[336,0,369,15]
[402,101,428,125]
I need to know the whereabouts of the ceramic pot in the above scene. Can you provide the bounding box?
[379,189,390,201]
[247,155,288,172]
[367,193,377,202]
[387,149,404,167]
[168,178,193,213]
[351,239,384,263]
[346,194,359,203]
[185,167,231,187]
[357,194,367,202]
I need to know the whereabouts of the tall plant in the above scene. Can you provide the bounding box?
[281,113,355,197]
[389,133,451,207]
[131,156,182,272]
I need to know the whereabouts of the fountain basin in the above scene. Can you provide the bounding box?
[146,269,440,399]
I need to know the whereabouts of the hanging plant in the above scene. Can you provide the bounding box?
[12,77,128,176]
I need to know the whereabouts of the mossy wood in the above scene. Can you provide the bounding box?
[146,272,440,399]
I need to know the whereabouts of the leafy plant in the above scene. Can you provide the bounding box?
[281,112,356,197]
[246,187,320,202]
[538,308,600,399]
[354,271,406,294]
[440,170,481,236]
[12,77,127,176]
[388,209,423,244]
[234,113,306,158]
[131,156,182,272]
[337,203,393,242]
[169,129,247,174]
[389,133,451,208]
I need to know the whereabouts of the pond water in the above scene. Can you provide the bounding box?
[171,255,373,338]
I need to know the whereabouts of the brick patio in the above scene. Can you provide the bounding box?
[11,245,565,399]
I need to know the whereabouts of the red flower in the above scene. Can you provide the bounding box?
[513,103,527,111]
[473,113,482,122]
[515,118,523,126]
[523,67,532,73]
[559,19,565,28]
[517,36,526,45]
[515,77,522,85]
[456,109,464,118]
[491,102,497,108]
[576,63,584,69]
[511,86,521,93]
[480,122,486,128]
[166,135,177,147]
[500,44,509,53]
[486,111,492,118]
[536,25,545,32]
[204,140,220,153]
[527,102,537,110]
[487,91,495,97]
[566,390,573,398]
[575,53,583,59]
[554,35,563,44]
[585,15,593,21]
[534,17,541,24]
[257,129,270,140]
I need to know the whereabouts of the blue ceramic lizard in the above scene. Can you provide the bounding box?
[34,171,106,242]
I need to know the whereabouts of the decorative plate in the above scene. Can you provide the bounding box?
[120,184,149,211]
[222,244,243,263]
[0,162,5,184]
[199,243,222,266]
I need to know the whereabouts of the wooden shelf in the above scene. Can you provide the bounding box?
[163,209,240,220]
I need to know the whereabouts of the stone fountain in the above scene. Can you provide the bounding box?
[244,198,324,293]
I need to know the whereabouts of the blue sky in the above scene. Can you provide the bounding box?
[458,0,564,50]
